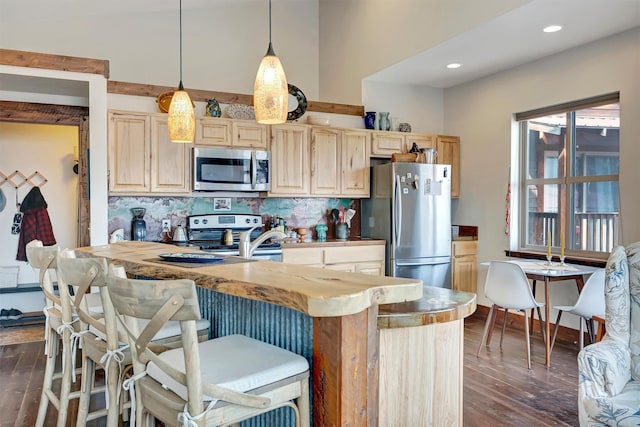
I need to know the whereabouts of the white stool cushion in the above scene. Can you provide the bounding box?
[146,334,309,403]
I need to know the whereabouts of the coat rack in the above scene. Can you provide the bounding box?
[0,170,48,190]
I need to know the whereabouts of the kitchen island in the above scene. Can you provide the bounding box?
[77,241,474,426]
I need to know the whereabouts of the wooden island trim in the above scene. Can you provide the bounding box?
[378,286,477,328]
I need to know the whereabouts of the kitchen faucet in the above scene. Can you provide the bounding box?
[238,227,286,259]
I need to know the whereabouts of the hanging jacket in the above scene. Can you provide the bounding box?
[16,187,56,261]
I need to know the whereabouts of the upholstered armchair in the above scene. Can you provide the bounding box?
[577,243,640,426]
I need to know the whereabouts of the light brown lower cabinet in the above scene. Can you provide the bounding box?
[281,243,385,276]
[451,240,478,293]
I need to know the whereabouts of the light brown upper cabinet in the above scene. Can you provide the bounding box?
[196,117,267,149]
[108,111,190,195]
[271,125,370,198]
[435,135,460,198]
[150,115,191,193]
[371,132,460,198]
[371,131,435,156]
[310,127,340,195]
[268,124,310,196]
[340,130,370,196]
[311,127,370,196]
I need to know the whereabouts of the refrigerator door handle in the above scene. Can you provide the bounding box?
[395,175,402,246]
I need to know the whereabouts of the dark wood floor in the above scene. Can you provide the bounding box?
[464,313,579,427]
[0,313,580,426]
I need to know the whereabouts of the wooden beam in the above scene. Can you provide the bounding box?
[307,100,364,117]
[107,80,365,117]
[0,48,109,78]
[0,48,363,116]
[0,101,88,125]
[313,307,379,426]
[107,81,253,106]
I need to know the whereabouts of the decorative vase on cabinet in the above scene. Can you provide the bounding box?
[378,112,390,131]
[364,112,376,130]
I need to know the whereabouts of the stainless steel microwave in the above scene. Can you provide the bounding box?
[193,147,270,192]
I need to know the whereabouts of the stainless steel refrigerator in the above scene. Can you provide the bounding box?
[362,162,452,288]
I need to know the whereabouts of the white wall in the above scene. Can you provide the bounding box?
[319,0,532,104]
[362,81,444,134]
[0,122,78,285]
[444,27,640,326]
[0,0,320,100]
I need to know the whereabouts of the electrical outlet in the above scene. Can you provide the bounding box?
[161,219,171,233]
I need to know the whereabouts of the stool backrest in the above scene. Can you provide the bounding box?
[106,273,204,417]
[25,239,61,311]
[56,250,125,350]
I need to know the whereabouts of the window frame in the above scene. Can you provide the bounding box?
[516,93,620,259]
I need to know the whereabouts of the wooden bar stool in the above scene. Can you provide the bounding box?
[25,240,81,427]
[106,270,310,427]
[56,250,211,426]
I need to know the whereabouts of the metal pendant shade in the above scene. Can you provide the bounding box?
[254,0,288,124]
[168,0,195,143]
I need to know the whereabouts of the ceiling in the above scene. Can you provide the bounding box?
[366,0,640,88]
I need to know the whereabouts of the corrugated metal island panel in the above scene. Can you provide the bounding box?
[196,287,314,427]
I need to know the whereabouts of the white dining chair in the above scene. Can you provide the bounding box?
[550,268,605,351]
[477,261,546,369]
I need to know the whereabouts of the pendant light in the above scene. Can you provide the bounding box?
[168,0,195,143]
[253,0,288,124]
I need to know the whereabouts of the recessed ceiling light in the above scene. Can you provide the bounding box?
[447,63,462,69]
[543,25,563,33]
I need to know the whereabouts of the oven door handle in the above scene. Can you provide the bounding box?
[250,151,257,190]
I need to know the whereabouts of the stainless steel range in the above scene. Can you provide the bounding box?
[186,214,282,261]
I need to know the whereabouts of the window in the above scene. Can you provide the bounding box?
[517,93,620,257]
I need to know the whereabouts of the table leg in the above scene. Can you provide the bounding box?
[530,280,537,333]
[544,277,551,367]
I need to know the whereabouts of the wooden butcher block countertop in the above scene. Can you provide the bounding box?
[76,241,422,318]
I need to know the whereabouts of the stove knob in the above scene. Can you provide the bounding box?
[253,218,259,223]
[245,218,250,224]
[202,219,208,225]
[193,219,199,225]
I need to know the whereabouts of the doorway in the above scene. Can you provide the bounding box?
[0,100,90,248]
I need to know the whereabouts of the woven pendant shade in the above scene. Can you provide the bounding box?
[168,88,195,143]
[254,44,288,124]
[253,0,288,125]
[167,0,194,143]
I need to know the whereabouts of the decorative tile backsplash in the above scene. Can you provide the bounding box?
[108,196,361,242]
